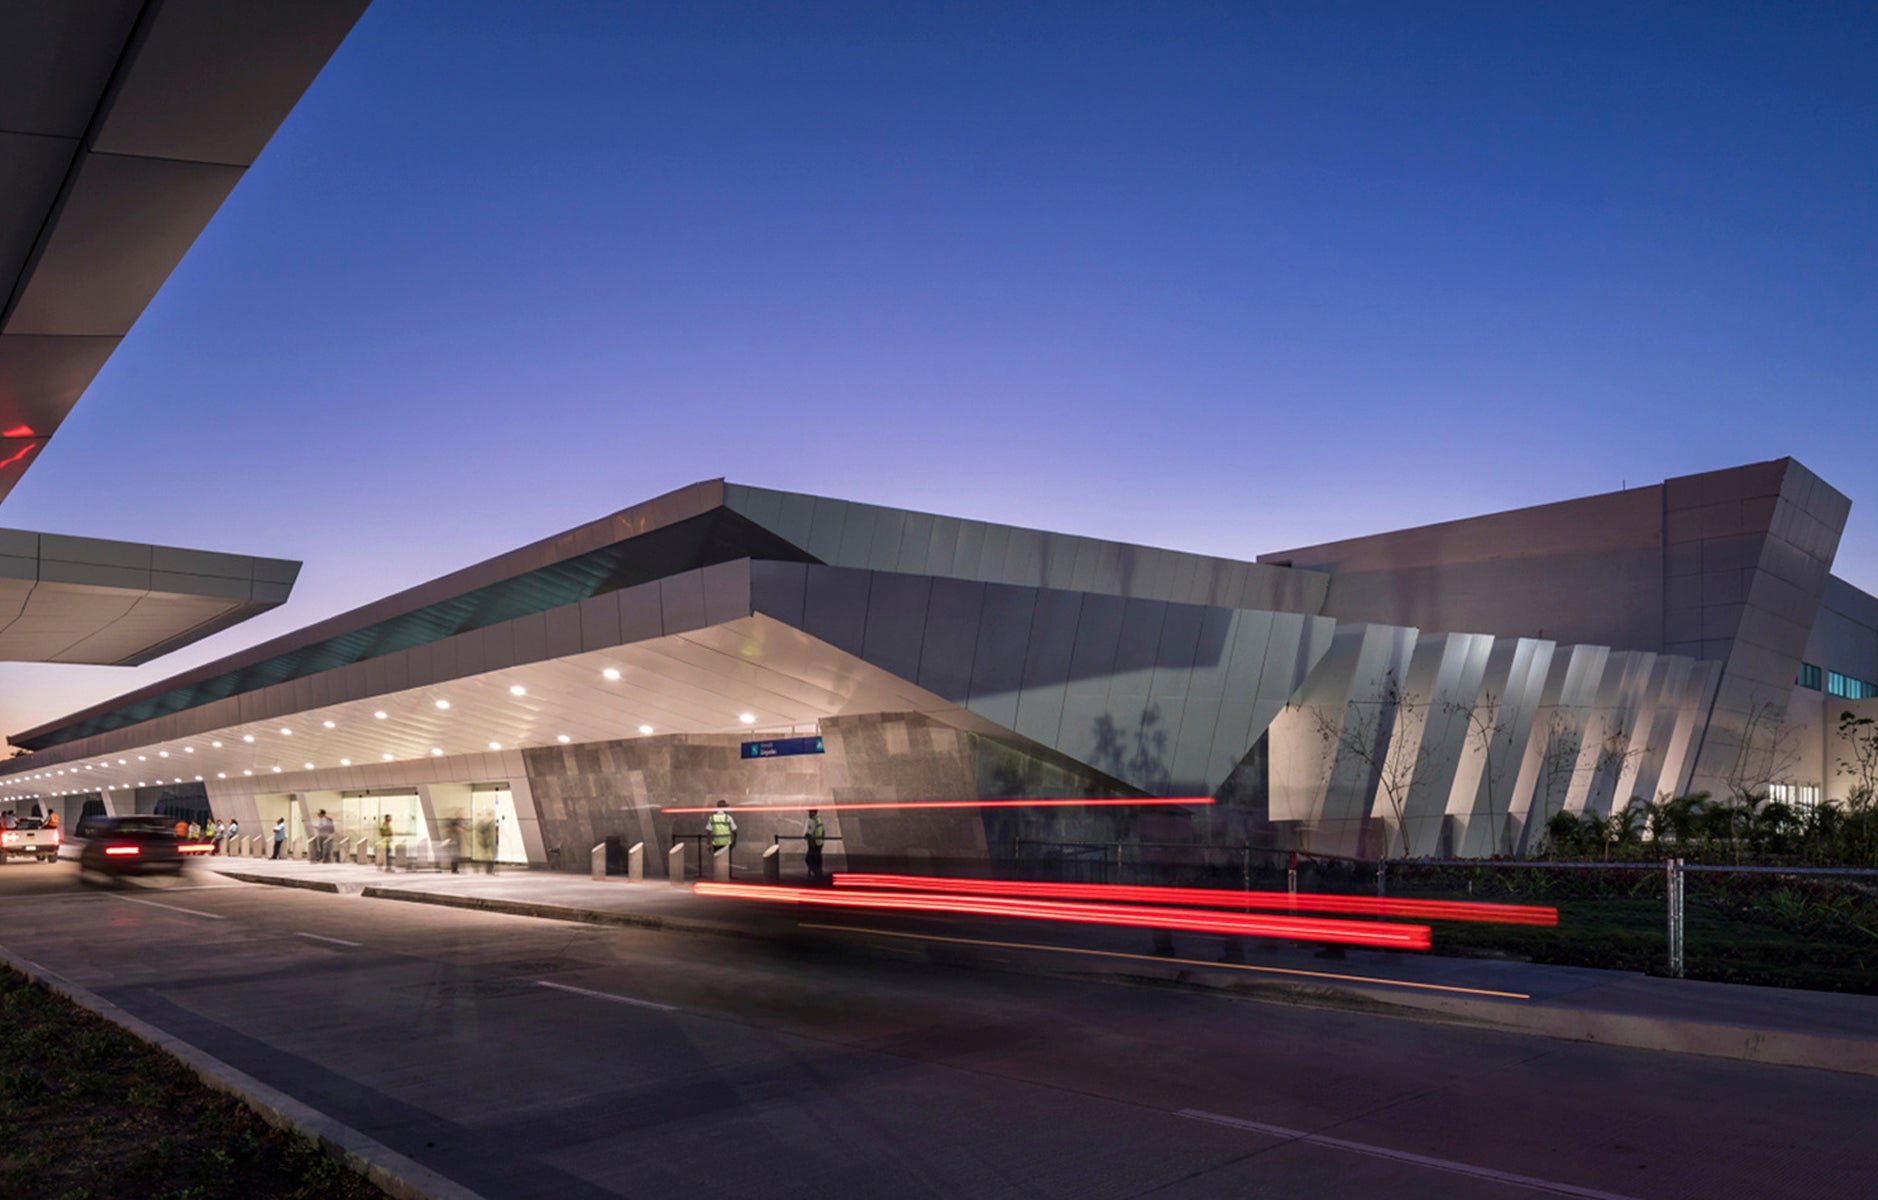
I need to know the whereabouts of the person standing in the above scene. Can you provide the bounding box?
[707,800,737,873]
[211,818,225,854]
[315,809,336,863]
[803,809,826,881]
[271,817,286,860]
[378,814,394,871]
[226,818,240,855]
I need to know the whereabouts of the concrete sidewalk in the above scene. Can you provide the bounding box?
[203,856,1878,1078]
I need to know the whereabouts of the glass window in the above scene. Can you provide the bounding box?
[1798,662,1822,690]
[1829,671,1851,698]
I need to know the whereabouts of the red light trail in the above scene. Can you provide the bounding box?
[833,873,1557,926]
[661,796,1214,814]
[693,882,1432,949]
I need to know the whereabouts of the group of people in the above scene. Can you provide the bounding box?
[173,816,243,853]
[706,800,828,880]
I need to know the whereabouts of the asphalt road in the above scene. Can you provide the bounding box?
[1,860,1872,1200]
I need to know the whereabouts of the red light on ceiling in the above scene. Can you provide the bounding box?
[1,425,35,438]
[0,441,37,470]
[693,882,1432,949]
[832,873,1558,927]
[661,796,1214,814]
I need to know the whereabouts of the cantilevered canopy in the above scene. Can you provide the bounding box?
[0,0,369,503]
[0,528,297,665]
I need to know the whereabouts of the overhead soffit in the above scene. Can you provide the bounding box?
[0,0,369,503]
[0,616,976,800]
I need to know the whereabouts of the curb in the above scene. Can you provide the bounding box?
[215,869,1878,1079]
[0,946,485,1200]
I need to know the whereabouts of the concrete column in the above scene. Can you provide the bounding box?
[712,847,730,882]
[668,843,686,885]
[591,843,607,880]
[627,842,643,883]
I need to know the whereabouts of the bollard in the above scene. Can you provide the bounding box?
[762,843,780,884]
[394,843,408,871]
[591,843,607,881]
[627,842,644,883]
[377,843,389,871]
[358,838,372,866]
[713,846,731,881]
[668,842,686,885]
[338,837,351,863]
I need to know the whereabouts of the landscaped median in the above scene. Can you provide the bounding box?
[0,963,391,1200]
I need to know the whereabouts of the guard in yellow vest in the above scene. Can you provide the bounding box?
[707,800,737,866]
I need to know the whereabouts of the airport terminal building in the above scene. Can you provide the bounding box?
[5,458,1875,871]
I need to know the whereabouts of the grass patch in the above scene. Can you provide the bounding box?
[0,966,389,1200]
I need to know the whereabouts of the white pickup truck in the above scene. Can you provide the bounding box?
[1,817,61,863]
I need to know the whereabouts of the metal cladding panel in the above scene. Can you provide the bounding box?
[864,508,905,572]
[917,579,983,704]
[1012,590,1082,747]
[578,592,622,652]
[860,571,933,685]
[821,503,874,566]
[800,566,871,657]
[747,560,807,630]
[805,498,848,564]
[892,511,935,574]
[946,522,991,582]
[969,585,1044,732]
[699,559,753,627]
[658,571,708,637]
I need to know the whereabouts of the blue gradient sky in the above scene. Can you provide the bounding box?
[2,1,1874,740]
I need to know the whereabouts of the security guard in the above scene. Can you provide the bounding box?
[706,800,737,867]
[803,809,826,880]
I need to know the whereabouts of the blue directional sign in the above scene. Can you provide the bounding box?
[741,736,825,759]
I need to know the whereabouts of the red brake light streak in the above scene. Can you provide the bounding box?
[103,845,140,857]
[692,882,1433,949]
[832,873,1558,926]
[661,797,1214,814]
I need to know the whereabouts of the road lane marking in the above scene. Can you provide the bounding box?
[535,980,677,1011]
[111,896,225,920]
[295,932,362,947]
[1177,1109,1639,1199]
[798,923,1531,999]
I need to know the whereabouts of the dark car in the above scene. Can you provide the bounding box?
[64,815,189,878]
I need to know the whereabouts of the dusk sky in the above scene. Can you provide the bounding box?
[2,1,1873,741]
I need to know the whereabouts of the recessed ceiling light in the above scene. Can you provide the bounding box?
[217,773,226,779]
[193,775,202,781]
[556,734,571,744]
[303,763,314,770]
[435,700,450,710]
[382,753,393,761]
[137,756,146,761]
[638,725,654,735]
[509,685,526,696]
[323,720,336,729]
[117,759,126,765]
[430,748,443,757]
[183,747,194,753]
[211,742,222,749]
[159,751,169,758]
[739,713,756,724]
[272,766,282,773]
[374,711,387,720]
[243,735,255,743]
[488,741,502,750]
[340,758,351,766]
[84,765,92,770]
[602,668,621,681]
[279,728,292,736]
[243,770,252,776]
